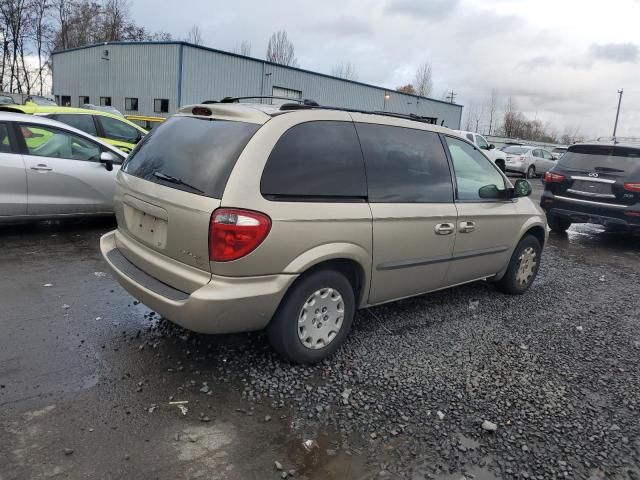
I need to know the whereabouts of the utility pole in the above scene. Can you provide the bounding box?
[612,88,623,139]
[446,90,457,104]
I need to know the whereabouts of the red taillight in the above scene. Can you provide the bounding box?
[209,208,271,262]
[624,211,640,217]
[544,172,565,183]
[623,182,640,192]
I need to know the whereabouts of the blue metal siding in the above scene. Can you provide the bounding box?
[52,42,462,127]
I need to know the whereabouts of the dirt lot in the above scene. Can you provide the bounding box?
[1,180,639,480]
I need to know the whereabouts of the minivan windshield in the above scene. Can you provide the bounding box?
[559,145,640,171]
[122,116,260,198]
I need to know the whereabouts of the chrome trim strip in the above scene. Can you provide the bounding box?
[566,189,616,199]
[554,195,628,209]
[377,245,510,271]
[571,176,616,184]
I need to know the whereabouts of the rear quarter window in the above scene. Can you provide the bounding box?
[260,121,367,200]
[123,116,260,198]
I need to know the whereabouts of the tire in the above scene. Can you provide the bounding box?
[526,165,536,179]
[547,215,571,233]
[267,269,355,364]
[496,235,542,295]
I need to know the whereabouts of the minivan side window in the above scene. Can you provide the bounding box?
[445,136,505,201]
[475,135,489,149]
[260,121,366,200]
[356,123,453,203]
[0,122,14,153]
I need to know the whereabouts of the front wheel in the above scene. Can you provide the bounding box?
[496,235,542,295]
[267,269,355,364]
[526,165,536,179]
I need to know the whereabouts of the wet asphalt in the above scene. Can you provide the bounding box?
[1,179,639,480]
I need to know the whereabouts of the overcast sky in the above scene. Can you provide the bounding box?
[131,0,640,138]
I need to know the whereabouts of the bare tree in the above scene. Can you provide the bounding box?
[185,24,202,45]
[396,84,416,95]
[485,89,498,135]
[413,61,433,97]
[101,0,129,42]
[265,29,297,66]
[331,61,357,80]
[232,40,251,56]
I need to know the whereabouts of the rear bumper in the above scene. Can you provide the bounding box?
[505,162,527,174]
[541,193,640,229]
[100,230,297,334]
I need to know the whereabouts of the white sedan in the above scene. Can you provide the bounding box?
[0,112,127,222]
[503,145,557,178]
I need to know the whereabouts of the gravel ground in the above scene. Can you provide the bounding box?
[147,233,640,479]
[1,206,639,479]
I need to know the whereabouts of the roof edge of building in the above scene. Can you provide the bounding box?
[52,41,463,109]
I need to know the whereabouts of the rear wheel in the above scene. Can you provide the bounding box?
[526,165,536,179]
[496,235,542,295]
[267,269,355,364]
[547,215,571,232]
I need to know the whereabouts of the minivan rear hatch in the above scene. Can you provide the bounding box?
[115,114,261,283]
[551,144,640,206]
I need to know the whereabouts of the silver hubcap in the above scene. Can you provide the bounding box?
[516,247,537,287]
[297,288,345,350]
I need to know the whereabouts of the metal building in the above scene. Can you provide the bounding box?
[52,41,462,128]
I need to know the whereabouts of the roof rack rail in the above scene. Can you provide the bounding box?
[278,102,440,125]
[201,96,319,105]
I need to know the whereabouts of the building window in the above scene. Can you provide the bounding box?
[100,96,112,107]
[79,96,90,106]
[271,86,302,105]
[61,95,71,106]
[125,97,139,111]
[154,98,169,113]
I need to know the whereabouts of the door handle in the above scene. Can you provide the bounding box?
[459,221,476,233]
[434,223,455,235]
[30,164,52,171]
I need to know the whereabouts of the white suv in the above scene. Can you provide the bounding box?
[455,130,507,172]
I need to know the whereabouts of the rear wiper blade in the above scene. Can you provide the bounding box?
[152,171,204,194]
[594,166,625,173]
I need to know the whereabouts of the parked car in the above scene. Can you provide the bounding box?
[83,103,125,117]
[100,101,547,364]
[0,112,126,221]
[503,145,557,178]
[540,141,640,233]
[0,95,15,105]
[0,104,147,153]
[551,147,568,160]
[455,130,507,171]
[24,95,57,106]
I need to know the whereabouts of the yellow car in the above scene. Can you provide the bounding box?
[0,104,147,153]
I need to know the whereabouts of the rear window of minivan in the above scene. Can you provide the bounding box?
[559,145,640,171]
[122,116,260,198]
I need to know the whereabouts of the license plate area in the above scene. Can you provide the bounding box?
[569,180,614,197]
[122,203,168,249]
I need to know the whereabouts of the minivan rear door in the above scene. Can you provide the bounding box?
[550,144,640,207]
[116,115,261,276]
[354,120,457,304]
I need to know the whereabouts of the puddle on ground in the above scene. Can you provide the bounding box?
[285,432,372,479]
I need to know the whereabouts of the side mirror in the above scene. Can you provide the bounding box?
[100,151,117,171]
[511,179,532,198]
[489,144,495,150]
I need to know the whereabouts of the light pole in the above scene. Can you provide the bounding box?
[612,88,623,140]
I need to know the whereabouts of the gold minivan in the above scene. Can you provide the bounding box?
[101,100,547,363]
